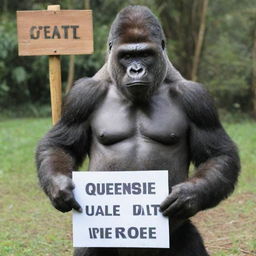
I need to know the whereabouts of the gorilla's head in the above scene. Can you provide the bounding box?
[107,6,168,102]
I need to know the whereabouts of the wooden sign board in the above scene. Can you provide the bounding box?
[17,10,93,56]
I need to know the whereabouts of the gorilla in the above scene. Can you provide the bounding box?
[36,6,240,256]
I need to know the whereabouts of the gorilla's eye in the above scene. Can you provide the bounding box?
[123,54,132,59]
[140,50,155,60]
[141,52,149,58]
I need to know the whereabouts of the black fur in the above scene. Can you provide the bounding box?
[108,6,165,46]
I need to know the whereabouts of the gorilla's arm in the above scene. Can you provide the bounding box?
[36,78,107,212]
[160,81,240,218]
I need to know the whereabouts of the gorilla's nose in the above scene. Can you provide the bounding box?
[127,64,145,79]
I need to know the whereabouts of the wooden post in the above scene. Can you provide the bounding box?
[48,5,62,125]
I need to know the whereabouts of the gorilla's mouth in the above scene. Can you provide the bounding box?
[125,81,149,88]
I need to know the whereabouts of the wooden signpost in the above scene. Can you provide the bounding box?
[17,5,93,124]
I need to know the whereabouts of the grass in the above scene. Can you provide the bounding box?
[0,118,255,256]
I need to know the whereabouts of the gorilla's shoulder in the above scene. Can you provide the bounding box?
[169,79,207,98]
[71,77,109,97]
[66,77,109,103]
[62,78,109,122]
[169,80,220,127]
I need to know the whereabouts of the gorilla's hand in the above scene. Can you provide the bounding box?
[47,174,82,213]
[160,182,200,219]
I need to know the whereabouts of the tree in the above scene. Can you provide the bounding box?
[191,0,208,81]
[155,0,208,80]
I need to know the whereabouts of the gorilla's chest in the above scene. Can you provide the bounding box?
[90,89,188,146]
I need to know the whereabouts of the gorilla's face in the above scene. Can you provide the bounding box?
[109,40,167,102]
[107,7,167,102]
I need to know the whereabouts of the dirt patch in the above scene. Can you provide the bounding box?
[192,192,256,255]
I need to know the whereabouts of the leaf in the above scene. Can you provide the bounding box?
[11,67,27,84]
[0,81,9,92]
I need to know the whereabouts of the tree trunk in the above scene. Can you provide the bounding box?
[191,0,208,81]
[252,26,256,119]
[3,0,8,12]
[85,0,90,9]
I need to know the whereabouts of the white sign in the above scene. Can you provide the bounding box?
[72,171,170,248]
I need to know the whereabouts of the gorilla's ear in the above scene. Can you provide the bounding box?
[109,41,113,51]
[161,40,165,50]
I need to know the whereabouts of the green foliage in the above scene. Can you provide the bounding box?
[0,18,18,102]
[200,35,250,108]
[0,0,255,115]
[0,15,50,107]
[199,0,254,111]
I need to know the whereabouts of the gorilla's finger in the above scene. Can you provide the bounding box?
[63,193,82,213]
[69,180,75,190]
[53,200,72,213]
[162,200,182,217]
[160,194,178,212]
[70,198,83,213]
